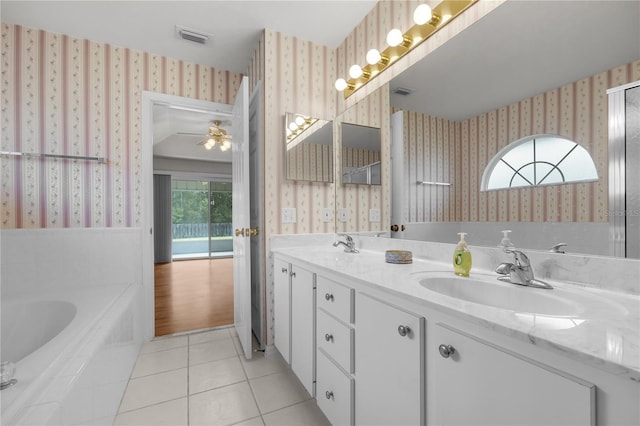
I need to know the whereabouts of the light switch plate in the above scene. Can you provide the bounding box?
[369,208,381,223]
[339,208,348,222]
[282,208,297,224]
[322,208,333,222]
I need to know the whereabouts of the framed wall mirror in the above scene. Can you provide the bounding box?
[284,112,333,183]
[387,0,640,257]
[341,123,381,185]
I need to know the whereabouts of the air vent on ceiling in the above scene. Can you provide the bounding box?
[393,87,415,96]
[175,25,213,46]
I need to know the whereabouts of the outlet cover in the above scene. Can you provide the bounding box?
[281,208,297,224]
[369,208,381,222]
[322,208,333,222]
[339,208,348,222]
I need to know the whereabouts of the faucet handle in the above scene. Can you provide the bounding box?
[549,243,567,254]
[505,248,530,267]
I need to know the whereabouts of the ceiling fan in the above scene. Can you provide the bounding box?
[179,120,232,151]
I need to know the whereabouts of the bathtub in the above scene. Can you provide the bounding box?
[1,283,144,425]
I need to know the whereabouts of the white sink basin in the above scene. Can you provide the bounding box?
[415,272,582,316]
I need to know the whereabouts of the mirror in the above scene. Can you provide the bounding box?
[386,0,640,256]
[341,123,381,185]
[284,112,333,183]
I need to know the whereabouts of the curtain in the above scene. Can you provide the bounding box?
[154,174,172,263]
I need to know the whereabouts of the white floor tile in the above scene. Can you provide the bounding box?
[232,416,265,426]
[250,370,310,414]
[114,398,188,426]
[189,382,260,426]
[189,338,237,366]
[140,336,188,354]
[262,400,331,426]
[240,351,288,380]
[189,356,247,395]
[131,346,188,378]
[189,327,232,345]
[118,369,187,413]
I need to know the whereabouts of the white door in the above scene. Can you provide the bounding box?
[390,111,406,239]
[232,76,252,359]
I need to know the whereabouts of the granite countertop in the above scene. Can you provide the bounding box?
[272,245,640,381]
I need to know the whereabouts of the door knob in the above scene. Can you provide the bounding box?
[234,228,245,237]
[398,325,411,336]
[324,333,334,342]
[391,224,399,232]
[325,391,334,400]
[439,344,456,358]
[248,227,259,236]
[325,293,334,301]
[281,267,288,274]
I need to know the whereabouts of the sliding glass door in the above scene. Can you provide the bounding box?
[171,179,233,259]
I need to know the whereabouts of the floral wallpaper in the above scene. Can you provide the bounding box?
[1,23,242,229]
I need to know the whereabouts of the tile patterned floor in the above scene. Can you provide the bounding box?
[114,327,331,426]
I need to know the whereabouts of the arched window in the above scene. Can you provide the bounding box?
[481,134,598,191]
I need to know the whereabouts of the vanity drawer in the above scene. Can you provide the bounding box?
[317,276,353,324]
[316,349,354,426]
[317,309,353,373]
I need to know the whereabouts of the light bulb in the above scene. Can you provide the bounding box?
[288,122,298,131]
[295,115,305,126]
[366,49,381,65]
[335,78,348,91]
[220,141,231,151]
[204,139,215,150]
[349,64,363,79]
[413,4,433,25]
[387,29,406,47]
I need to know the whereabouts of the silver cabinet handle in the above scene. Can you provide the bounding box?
[439,344,456,358]
[290,271,296,277]
[325,293,334,301]
[281,267,287,273]
[325,390,334,399]
[398,325,411,336]
[324,333,333,342]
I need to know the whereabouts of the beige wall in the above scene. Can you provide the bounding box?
[1,23,243,229]
[400,59,640,223]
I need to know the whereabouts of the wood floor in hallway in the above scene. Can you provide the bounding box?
[154,258,233,336]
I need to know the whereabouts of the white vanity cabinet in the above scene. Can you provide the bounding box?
[355,293,425,426]
[273,256,316,396]
[432,324,595,426]
[316,275,355,425]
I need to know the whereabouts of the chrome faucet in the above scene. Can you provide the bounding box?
[333,234,359,253]
[495,248,553,289]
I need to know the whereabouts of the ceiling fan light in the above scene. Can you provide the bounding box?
[204,139,215,150]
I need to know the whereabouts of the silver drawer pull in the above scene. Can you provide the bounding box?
[397,325,411,337]
[324,333,333,342]
[281,267,287,273]
[325,390,334,400]
[439,344,456,358]
[290,271,296,277]
[325,293,334,301]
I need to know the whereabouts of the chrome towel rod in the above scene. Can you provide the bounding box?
[417,181,452,187]
[0,151,106,164]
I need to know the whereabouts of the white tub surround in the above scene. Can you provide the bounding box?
[270,234,640,381]
[0,228,147,426]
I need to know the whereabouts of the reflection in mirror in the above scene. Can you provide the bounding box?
[481,135,599,191]
[341,123,381,185]
[284,112,333,183]
[388,0,640,257]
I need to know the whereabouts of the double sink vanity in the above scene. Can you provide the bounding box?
[271,234,639,425]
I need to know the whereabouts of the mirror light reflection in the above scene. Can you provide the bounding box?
[284,112,333,183]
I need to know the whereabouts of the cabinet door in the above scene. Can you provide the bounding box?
[291,264,315,396]
[433,324,595,426]
[273,257,290,363]
[355,293,425,426]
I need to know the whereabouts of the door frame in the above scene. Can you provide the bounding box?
[141,91,233,339]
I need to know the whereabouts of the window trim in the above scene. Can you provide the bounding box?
[480,133,598,191]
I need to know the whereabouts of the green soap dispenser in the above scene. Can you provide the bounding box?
[453,232,472,277]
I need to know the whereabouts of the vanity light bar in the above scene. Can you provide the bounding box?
[337,0,477,99]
